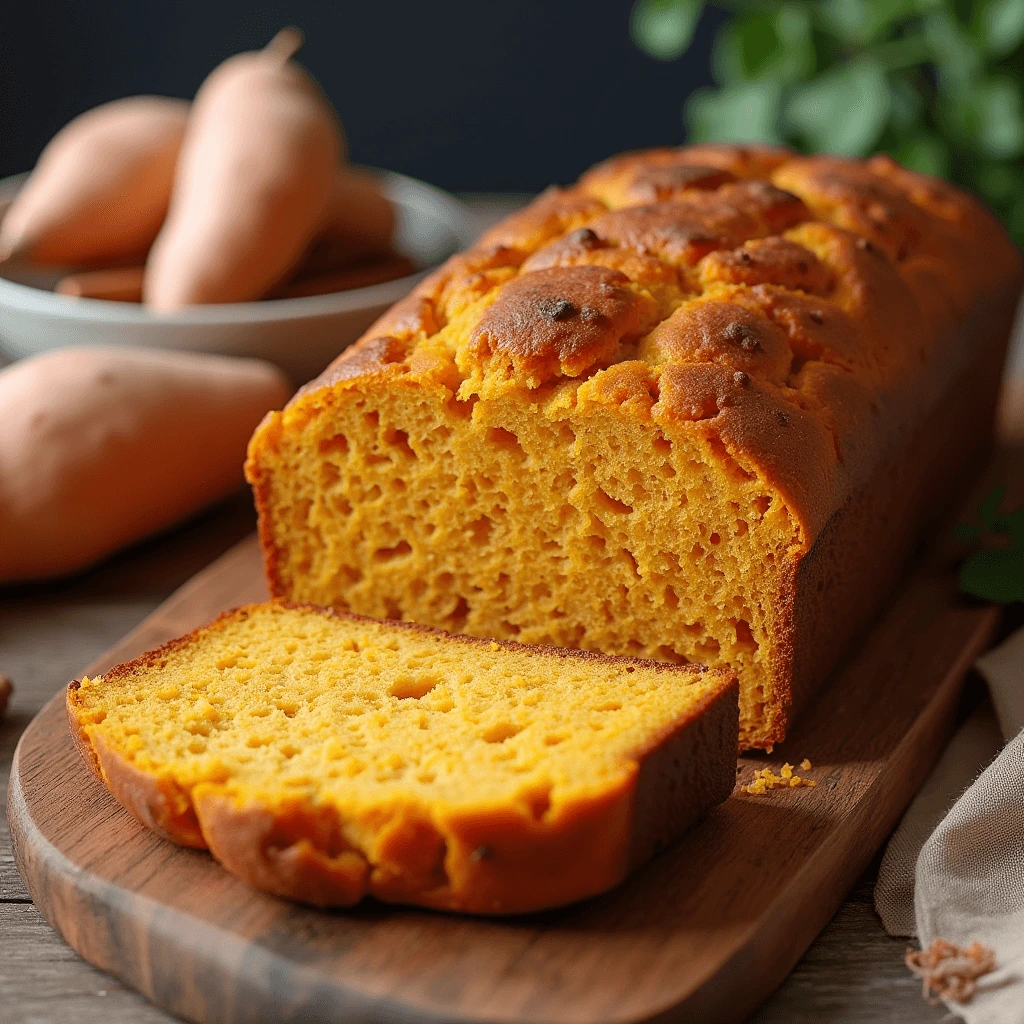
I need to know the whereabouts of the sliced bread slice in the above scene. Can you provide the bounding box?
[68,601,738,914]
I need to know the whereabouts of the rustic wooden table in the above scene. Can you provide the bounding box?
[4,197,1013,1024]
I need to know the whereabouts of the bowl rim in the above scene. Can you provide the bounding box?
[0,169,473,325]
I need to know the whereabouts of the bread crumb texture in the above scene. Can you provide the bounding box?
[246,144,1021,750]
[68,602,736,913]
[740,761,816,795]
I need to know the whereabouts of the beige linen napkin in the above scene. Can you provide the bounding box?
[875,626,1024,1020]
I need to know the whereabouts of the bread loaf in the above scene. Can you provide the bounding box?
[246,145,1023,749]
[67,601,737,913]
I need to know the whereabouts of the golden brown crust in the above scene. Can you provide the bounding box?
[66,681,103,781]
[640,298,793,385]
[68,676,208,849]
[521,228,683,296]
[778,276,1016,747]
[67,603,737,913]
[625,164,737,203]
[580,180,810,270]
[477,186,606,252]
[192,791,371,906]
[469,265,654,384]
[92,732,207,849]
[578,144,793,205]
[698,236,835,295]
[628,676,738,866]
[193,781,638,914]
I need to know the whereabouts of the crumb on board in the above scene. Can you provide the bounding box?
[906,938,996,1004]
[740,761,817,795]
[0,673,11,721]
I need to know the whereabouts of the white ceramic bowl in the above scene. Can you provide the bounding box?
[0,171,474,384]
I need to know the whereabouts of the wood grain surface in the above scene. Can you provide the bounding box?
[10,397,1023,1024]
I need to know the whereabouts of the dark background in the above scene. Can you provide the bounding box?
[0,1,720,193]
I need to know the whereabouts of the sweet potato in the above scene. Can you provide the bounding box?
[144,29,344,309]
[0,97,188,266]
[303,168,398,272]
[271,255,415,298]
[54,252,414,303]
[0,347,290,583]
[56,267,145,302]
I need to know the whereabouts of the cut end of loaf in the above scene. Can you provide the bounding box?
[68,602,737,913]
[250,364,801,748]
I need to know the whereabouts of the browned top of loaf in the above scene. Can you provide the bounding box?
[290,144,1023,544]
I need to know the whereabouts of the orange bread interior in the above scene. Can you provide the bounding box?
[251,369,793,748]
[68,602,737,913]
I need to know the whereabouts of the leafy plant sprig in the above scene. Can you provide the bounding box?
[631,0,1024,245]
[954,487,1024,602]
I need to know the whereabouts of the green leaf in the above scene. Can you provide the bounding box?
[960,547,1024,603]
[943,78,1024,159]
[952,0,976,27]
[631,0,704,61]
[976,0,1024,57]
[976,79,1024,157]
[894,132,951,177]
[980,486,1006,528]
[953,522,982,542]
[713,12,779,83]
[997,507,1024,541]
[774,3,815,62]
[817,0,923,46]
[957,488,1024,604]
[686,81,784,144]
[887,74,925,131]
[975,162,1019,203]
[712,6,814,85]
[925,9,984,89]
[785,59,891,155]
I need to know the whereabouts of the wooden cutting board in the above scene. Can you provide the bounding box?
[8,388,1024,1024]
